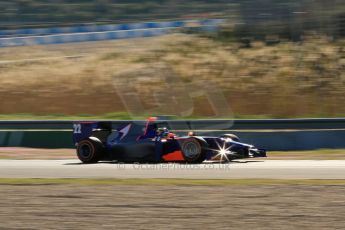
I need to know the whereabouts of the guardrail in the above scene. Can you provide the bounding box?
[1,118,345,150]
[1,118,345,130]
[0,19,223,47]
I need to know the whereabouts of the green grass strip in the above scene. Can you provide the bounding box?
[0,178,345,185]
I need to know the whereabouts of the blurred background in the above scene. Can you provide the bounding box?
[1,0,345,119]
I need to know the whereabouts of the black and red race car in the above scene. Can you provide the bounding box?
[72,117,266,163]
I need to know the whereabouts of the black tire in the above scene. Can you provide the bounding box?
[180,138,206,164]
[221,134,240,142]
[77,138,105,163]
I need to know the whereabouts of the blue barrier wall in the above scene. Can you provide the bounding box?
[0,20,221,37]
[0,119,344,150]
[1,130,344,151]
[0,19,223,47]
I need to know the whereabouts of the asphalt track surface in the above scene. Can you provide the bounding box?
[1,160,345,179]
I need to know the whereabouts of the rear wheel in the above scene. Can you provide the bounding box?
[180,138,206,163]
[77,138,104,163]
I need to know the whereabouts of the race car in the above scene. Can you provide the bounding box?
[72,117,266,163]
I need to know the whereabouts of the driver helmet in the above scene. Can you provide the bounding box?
[157,127,169,137]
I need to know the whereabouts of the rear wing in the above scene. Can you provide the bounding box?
[72,121,112,145]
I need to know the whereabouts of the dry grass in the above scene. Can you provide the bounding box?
[268,149,345,160]
[0,147,74,160]
[1,34,345,117]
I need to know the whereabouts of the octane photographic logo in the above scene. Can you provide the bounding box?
[111,64,234,130]
[115,162,231,171]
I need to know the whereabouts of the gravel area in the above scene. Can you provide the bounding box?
[0,184,344,229]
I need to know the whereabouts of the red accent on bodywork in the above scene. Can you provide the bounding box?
[148,117,157,122]
[167,133,176,139]
[162,151,185,161]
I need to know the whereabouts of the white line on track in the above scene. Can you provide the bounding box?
[0,160,345,179]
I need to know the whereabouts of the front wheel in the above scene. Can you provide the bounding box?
[180,138,206,164]
[76,138,104,163]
